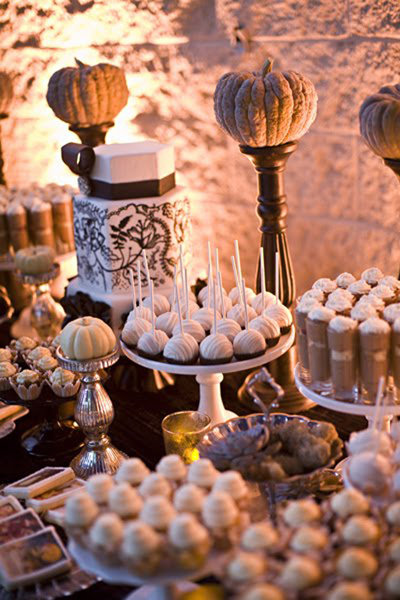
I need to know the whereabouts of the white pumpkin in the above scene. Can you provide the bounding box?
[15,245,55,275]
[60,316,116,360]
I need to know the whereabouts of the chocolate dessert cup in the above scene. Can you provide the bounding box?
[306,307,335,393]
[328,317,358,401]
[359,317,390,404]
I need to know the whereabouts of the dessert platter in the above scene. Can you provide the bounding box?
[294,268,400,431]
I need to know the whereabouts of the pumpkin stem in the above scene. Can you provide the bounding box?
[261,59,273,77]
[75,58,88,69]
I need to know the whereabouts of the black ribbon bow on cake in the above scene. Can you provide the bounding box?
[61,142,175,200]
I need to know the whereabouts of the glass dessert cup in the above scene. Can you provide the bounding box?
[162,411,211,464]
[56,346,127,479]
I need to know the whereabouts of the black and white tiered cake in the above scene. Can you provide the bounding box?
[63,141,191,331]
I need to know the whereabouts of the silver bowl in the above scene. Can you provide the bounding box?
[197,413,343,502]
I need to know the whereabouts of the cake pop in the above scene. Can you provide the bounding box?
[251,248,277,314]
[172,268,206,342]
[264,303,292,334]
[199,281,233,364]
[122,317,151,348]
[348,451,392,496]
[127,260,155,323]
[249,316,280,347]
[215,270,242,342]
[233,279,266,360]
[229,244,255,305]
[137,281,169,359]
[156,312,178,337]
[141,252,171,315]
[163,284,199,365]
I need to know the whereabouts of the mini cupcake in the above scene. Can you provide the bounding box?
[173,483,205,515]
[156,455,187,485]
[115,458,150,487]
[336,547,378,579]
[241,522,279,553]
[36,354,58,373]
[187,458,219,490]
[213,470,249,509]
[11,336,37,355]
[121,521,162,576]
[0,361,17,391]
[27,345,51,363]
[64,491,99,544]
[341,515,380,545]
[264,303,293,334]
[86,473,114,506]
[88,513,124,565]
[10,369,44,400]
[139,495,176,532]
[283,499,321,528]
[279,555,321,591]
[0,347,15,362]
[108,482,143,520]
[138,473,172,499]
[168,513,211,570]
[202,490,240,549]
[225,551,265,586]
[47,367,80,397]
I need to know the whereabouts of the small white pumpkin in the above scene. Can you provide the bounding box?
[15,245,55,275]
[60,316,116,360]
[360,84,400,159]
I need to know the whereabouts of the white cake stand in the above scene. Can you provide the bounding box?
[69,540,224,600]
[121,328,295,425]
[294,363,400,432]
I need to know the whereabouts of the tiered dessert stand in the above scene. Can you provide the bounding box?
[294,364,400,432]
[121,328,295,426]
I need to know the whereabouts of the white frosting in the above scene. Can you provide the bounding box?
[328,316,358,333]
[213,470,247,501]
[86,473,114,504]
[358,294,385,311]
[347,429,392,456]
[342,515,380,544]
[127,306,154,323]
[296,298,322,315]
[348,280,371,295]
[137,330,169,356]
[361,267,384,285]
[115,458,150,486]
[192,307,220,331]
[65,491,99,527]
[172,299,199,319]
[300,289,325,302]
[172,319,205,342]
[207,293,233,315]
[387,501,400,526]
[249,316,280,339]
[307,306,335,323]
[229,286,256,306]
[156,312,178,336]
[7,203,25,216]
[227,304,257,327]
[243,584,285,600]
[336,272,356,289]
[283,499,321,527]
[163,333,199,363]
[156,455,187,481]
[173,483,205,513]
[168,513,209,549]
[325,296,352,313]
[384,303,400,324]
[348,452,392,494]
[380,275,400,290]
[227,552,265,583]
[358,316,390,335]
[327,581,372,600]
[233,329,266,357]
[202,491,238,528]
[37,355,58,371]
[280,556,321,590]
[139,495,176,530]
[328,288,354,302]
[337,547,377,579]
[122,318,151,347]
[216,318,242,342]
[370,284,395,301]
[241,522,278,551]
[143,294,170,316]
[312,278,337,293]
[187,458,219,489]
[49,367,75,385]
[0,348,12,362]
[89,513,124,549]
[290,526,328,553]
[138,473,171,498]
[122,521,161,559]
[264,303,293,327]
[200,333,233,361]
[251,292,277,315]
[0,362,16,377]
[198,284,226,305]
[108,483,143,518]
[28,346,51,361]
[350,303,377,322]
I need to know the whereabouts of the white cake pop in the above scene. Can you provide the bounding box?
[163,285,199,364]
[172,319,205,342]
[215,265,241,342]
[143,294,170,316]
[122,317,152,348]
[156,312,178,337]
[229,286,256,306]
[137,281,169,358]
[233,279,266,360]
[347,428,393,457]
[227,303,257,327]
[348,451,392,496]
[264,303,293,333]
[249,315,281,347]
[251,248,277,314]
[199,281,233,364]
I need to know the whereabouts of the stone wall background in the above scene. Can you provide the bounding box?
[1,0,400,294]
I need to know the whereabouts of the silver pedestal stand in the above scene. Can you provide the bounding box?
[56,346,127,479]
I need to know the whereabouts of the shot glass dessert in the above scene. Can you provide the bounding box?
[327,316,358,401]
[358,317,390,403]
[294,297,322,383]
[306,306,335,392]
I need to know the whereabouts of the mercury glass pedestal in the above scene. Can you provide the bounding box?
[56,346,127,479]
[17,264,65,340]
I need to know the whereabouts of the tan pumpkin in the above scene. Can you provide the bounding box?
[15,245,55,275]
[60,316,116,360]
[0,72,13,116]
[46,59,129,128]
[214,58,317,147]
[359,85,400,159]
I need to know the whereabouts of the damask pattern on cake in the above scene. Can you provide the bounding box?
[73,197,191,294]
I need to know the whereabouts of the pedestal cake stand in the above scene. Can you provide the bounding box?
[121,328,294,426]
[294,364,400,431]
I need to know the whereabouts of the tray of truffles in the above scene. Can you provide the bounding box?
[121,244,294,371]
[294,267,400,408]
[65,455,251,585]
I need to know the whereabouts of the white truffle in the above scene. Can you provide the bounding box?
[216,317,242,342]
[187,458,219,489]
[233,329,266,359]
[172,319,205,342]
[385,566,400,597]
[168,513,209,550]
[122,317,151,347]
[202,491,239,529]
[348,451,392,496]
[115,458,150,486]
[342,515,380,545]
[138,473,171,499]
[137,329,168,357]
[173,483,205,514]
[65,491,99,527]
[143,293,170,316]
[163,333,199,364]
[290,525,328,553]
[89,513,124,551]
[199,333,233,363]
[213,470,247,502]
[327,581,373,600]
[122,521,161,559]
[386,501,400,526]
[156,311,178,336]
[108,483,143,519]
[227,304,257,327]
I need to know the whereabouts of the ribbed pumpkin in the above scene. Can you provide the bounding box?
[46,59,129,128]
[0,72,13,116]
[214,58,317,147]
[60,316,116,360]
[15,245,55,275]
[359,84,400,159]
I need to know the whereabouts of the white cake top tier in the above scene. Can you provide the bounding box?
[91,141,175,184]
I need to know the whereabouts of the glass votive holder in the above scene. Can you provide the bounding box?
[162,411,211,464]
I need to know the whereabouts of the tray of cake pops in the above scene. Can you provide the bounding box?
[294,267,400,407]
[120,243,293,368]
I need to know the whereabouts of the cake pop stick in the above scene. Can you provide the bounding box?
[260,247,265,310]
[218,270,226,319]
[172,265,177,305]
[137,258,143,307]
[184,266,189,319]
[174,280,184,335]
[129,268,137,318]
[212,279,217,335]
[142,249,151,287]
[234,240,243,286]
[241,278,249,330]
[231,256,243,304]
[206,241,213,310]
[179,244,185,300]
[149,279,155,335]
[371,376,385,431]
[275,252,279,304]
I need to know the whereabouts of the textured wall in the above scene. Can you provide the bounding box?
[1,0,400,294]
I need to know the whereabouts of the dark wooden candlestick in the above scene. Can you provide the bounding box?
[383,157,400,278]
[239,141,297,303]
[69,121,114,148]
[0,113,9,186]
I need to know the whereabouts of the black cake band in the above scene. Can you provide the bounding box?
[90,172,176,200]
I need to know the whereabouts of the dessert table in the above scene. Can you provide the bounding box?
[0,321,366,600]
